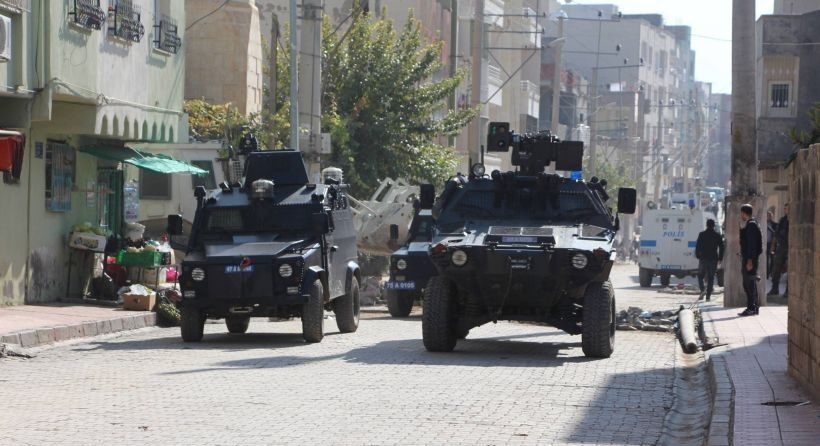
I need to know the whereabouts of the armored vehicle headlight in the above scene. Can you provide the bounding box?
[571,253,588,269]
[191,267,206,281]
[278,263,293,278]
[471,163,486,177]
[451,249,468,267]
[396,259,408,270]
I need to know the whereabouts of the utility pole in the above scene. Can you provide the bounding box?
[467,0,484,168]
[268,14,279,150]
[588,13,604,177]
[289,0,299,152]
[653,103,663,203]
[448,0,459,148]
[299,0,324,182]
[725,0,765,308]
[550,13,565,136]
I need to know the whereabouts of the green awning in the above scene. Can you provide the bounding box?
[80,145,208,175]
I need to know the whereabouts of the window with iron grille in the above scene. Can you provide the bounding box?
[154,14,181,53]
[107,0,144,42]
[770,83,789,108]
[69,0,105,30]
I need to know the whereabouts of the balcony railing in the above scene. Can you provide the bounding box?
[70,0,105,31]
[154,15,182,54]
[108,0,145,42]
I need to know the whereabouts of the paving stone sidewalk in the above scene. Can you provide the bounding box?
[701,304,820,446]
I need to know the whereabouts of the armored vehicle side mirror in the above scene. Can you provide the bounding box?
[617,188,637,214]
[419,184,435,209]
[389,224,399,241]
[167,214,184,235]
[312,213,331,235]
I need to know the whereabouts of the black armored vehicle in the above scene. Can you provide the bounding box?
[384,185,437,317]
[172,150,361,343]
[422,123,636,358]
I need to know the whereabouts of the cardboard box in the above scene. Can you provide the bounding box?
[68,232,107,252]
[122,292,156,311]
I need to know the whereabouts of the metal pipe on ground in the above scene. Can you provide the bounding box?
[678,308,698,353]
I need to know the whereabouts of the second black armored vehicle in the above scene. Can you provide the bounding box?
[384,185,437,317]
[172,150,361,343]
[422,123,636,358]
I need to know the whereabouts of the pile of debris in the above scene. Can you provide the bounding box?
[616,306,678,332]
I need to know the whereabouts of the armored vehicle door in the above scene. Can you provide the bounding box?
[326,187,356,298]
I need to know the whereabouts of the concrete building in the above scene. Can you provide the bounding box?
[755,9,820,212]
[556,4,704,205]
[774,0,820,14]
[0,0,188,305]
[185,0,263,115]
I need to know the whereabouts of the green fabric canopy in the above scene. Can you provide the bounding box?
[80,145,208,175]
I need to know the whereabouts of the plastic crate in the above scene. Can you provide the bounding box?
[117,250,162,267]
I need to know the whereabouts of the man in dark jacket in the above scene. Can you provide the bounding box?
[695,219,724,301]
[768,203,789,297]
[739,204,763,316]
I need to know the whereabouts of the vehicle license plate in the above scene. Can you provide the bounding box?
[385,281,416,290]
[225,265,255,273]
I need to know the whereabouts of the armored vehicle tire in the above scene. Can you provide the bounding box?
[422,276,458,352]
[582,281,616,358]
[456,328,469,339]
[180,307,205,342]
[660,274,671,287]
[386,290,414,318]
[225,315,250,334]
[716,269,724,287]
[639,267,652,287]
[302,279,325,343]
[333,276,360,333]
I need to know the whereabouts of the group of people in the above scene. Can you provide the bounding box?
[694,202,789,317]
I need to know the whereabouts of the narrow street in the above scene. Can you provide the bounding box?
[0,263,703,446]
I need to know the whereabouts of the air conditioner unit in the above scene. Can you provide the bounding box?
[0,15,11,62]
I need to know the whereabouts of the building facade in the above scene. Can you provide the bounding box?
[0,0,187,305]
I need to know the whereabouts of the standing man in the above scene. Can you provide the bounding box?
[695,219,724,301]
[739,203,763,316]
[766,210,777,277]
[768,203,789,297]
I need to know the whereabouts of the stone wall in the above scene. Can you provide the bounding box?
[788,143,820,399]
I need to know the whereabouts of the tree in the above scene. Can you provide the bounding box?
[321,8,477,196]
[789,102,820,149]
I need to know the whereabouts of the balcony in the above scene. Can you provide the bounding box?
[0,0,29,13]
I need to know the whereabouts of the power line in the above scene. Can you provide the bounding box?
[186,0,230,31]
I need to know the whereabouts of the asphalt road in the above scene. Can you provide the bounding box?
[0,263,702,446]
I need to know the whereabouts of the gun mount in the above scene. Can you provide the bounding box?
[486,121,584,175]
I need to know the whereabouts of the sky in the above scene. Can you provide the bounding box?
[565,0,775,94]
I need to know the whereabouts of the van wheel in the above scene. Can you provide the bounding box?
[639,267,653,287]
[582,281,615,358]
[180,307,205,342]
[302,279,325,343]
[225,315,250,334]
[333,276,360,333]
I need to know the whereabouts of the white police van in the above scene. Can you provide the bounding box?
[638,195,722,288]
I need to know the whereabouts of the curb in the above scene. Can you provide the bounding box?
[699,307,735,446]
[0,312,157,350]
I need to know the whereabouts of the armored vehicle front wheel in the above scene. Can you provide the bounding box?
[581,281,615,358]
[660,274,671,287]
[302,279,325,343]
[638,267,653,287]
[225,315,250,334]
[386,290,415,317]
[422,276,458,352]
[333,276,360,333]
[180,307,205,342]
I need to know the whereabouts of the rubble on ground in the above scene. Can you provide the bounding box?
[617,306,677,332]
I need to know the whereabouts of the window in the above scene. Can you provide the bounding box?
[138,169,171,200]
[107,0,144,42]
[770,83,789,108]
[69,0,105,30]
[45,141,75,212]
[190,160,216,190]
